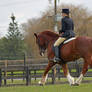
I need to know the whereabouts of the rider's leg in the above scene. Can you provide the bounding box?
[54,37,66,46]
[54,37,66,62]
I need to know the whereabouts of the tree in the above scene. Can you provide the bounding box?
[5,13,25,56]
[0,37,8,55]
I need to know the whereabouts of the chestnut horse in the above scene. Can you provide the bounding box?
[34,30,92,86]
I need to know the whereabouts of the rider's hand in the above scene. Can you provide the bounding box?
[59,33,62,36]
[59,32,64,36]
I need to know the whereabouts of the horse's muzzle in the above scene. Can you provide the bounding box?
[40,52,44,56]
[39,49,45,56]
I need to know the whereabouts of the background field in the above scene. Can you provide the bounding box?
[0,83,92,92]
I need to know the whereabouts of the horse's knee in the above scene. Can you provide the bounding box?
[89,64,92,68]
[87,57,92,67]
[62,64,68,77]
[82,68,88,75]
[86,68,88,72]
[88,60,92,67]
[84,68,88,72]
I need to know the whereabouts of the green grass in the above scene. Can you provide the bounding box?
[1,77,92,85]
[0,78,92,92]
[2,79,26,85]
[0,83,92,92]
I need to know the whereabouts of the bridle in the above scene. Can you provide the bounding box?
[37,35,49,56]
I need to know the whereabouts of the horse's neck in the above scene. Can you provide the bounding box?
[41,30,59,41]
[44,34,58,42]
[43,34,58,48]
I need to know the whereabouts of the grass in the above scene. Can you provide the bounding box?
[1,77,92,85]
[0,83,92,92]
[0,78,92,92]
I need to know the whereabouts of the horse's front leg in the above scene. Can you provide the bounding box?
[62,64,75,85]
[39,61,55,85]
[75,61,88,85]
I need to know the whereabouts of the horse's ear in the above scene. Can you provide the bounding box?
[34,33,38,38]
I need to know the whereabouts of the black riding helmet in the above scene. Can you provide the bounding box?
[62,8,70,15]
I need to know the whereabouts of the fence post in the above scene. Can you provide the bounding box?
[23,54,26,81]
[0,69,2,86]
[52,68,56,84]
[34,70,36,81]
[4,60,7,86]
[24,53,26,67]
[75,61,80,77]
[57,68,60,80]
[26,66,30,85]
[11,71,13,83]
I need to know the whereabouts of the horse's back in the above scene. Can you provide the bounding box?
[75,36,92,55]
[61,36,92,61]
[76,36,92,48]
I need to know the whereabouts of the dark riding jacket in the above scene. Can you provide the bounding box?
[59,16,75,38]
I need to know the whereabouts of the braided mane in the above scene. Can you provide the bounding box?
[39,30,59,39]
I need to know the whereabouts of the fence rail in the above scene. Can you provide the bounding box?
[0,61,92,86]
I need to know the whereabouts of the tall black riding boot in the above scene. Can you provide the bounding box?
[54,46,61,62]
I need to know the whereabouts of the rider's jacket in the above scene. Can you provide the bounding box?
[59,16,75,38]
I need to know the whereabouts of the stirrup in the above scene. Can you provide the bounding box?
[54,57,61,62]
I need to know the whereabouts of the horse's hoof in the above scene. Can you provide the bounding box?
[38,81,44,86]
[39,84,44,86]
[72,83,79,86]
[70,84,75,86]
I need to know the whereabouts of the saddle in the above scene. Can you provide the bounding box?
[60,37,76,63]
[63,37,76,44]
[52,37,76,64]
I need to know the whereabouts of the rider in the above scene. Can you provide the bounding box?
[54,8,75,62]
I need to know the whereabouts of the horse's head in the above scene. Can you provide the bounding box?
[34,30,59,56]
[34,33,48,56]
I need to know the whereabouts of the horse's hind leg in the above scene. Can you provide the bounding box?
[88,56,92,67]
[62,64,75,85]
[75,61,88,85]
[39,61,55,85]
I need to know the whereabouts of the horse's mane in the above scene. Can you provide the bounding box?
[40,30,59,38]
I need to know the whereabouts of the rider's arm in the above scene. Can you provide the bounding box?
[72,21,74,30]
[59,18,66,34]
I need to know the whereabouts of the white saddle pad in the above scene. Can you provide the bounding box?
[63,37,76,44]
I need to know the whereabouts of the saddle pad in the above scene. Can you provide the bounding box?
[63,37,76,44]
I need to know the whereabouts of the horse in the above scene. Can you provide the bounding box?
[34,30,92,86]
